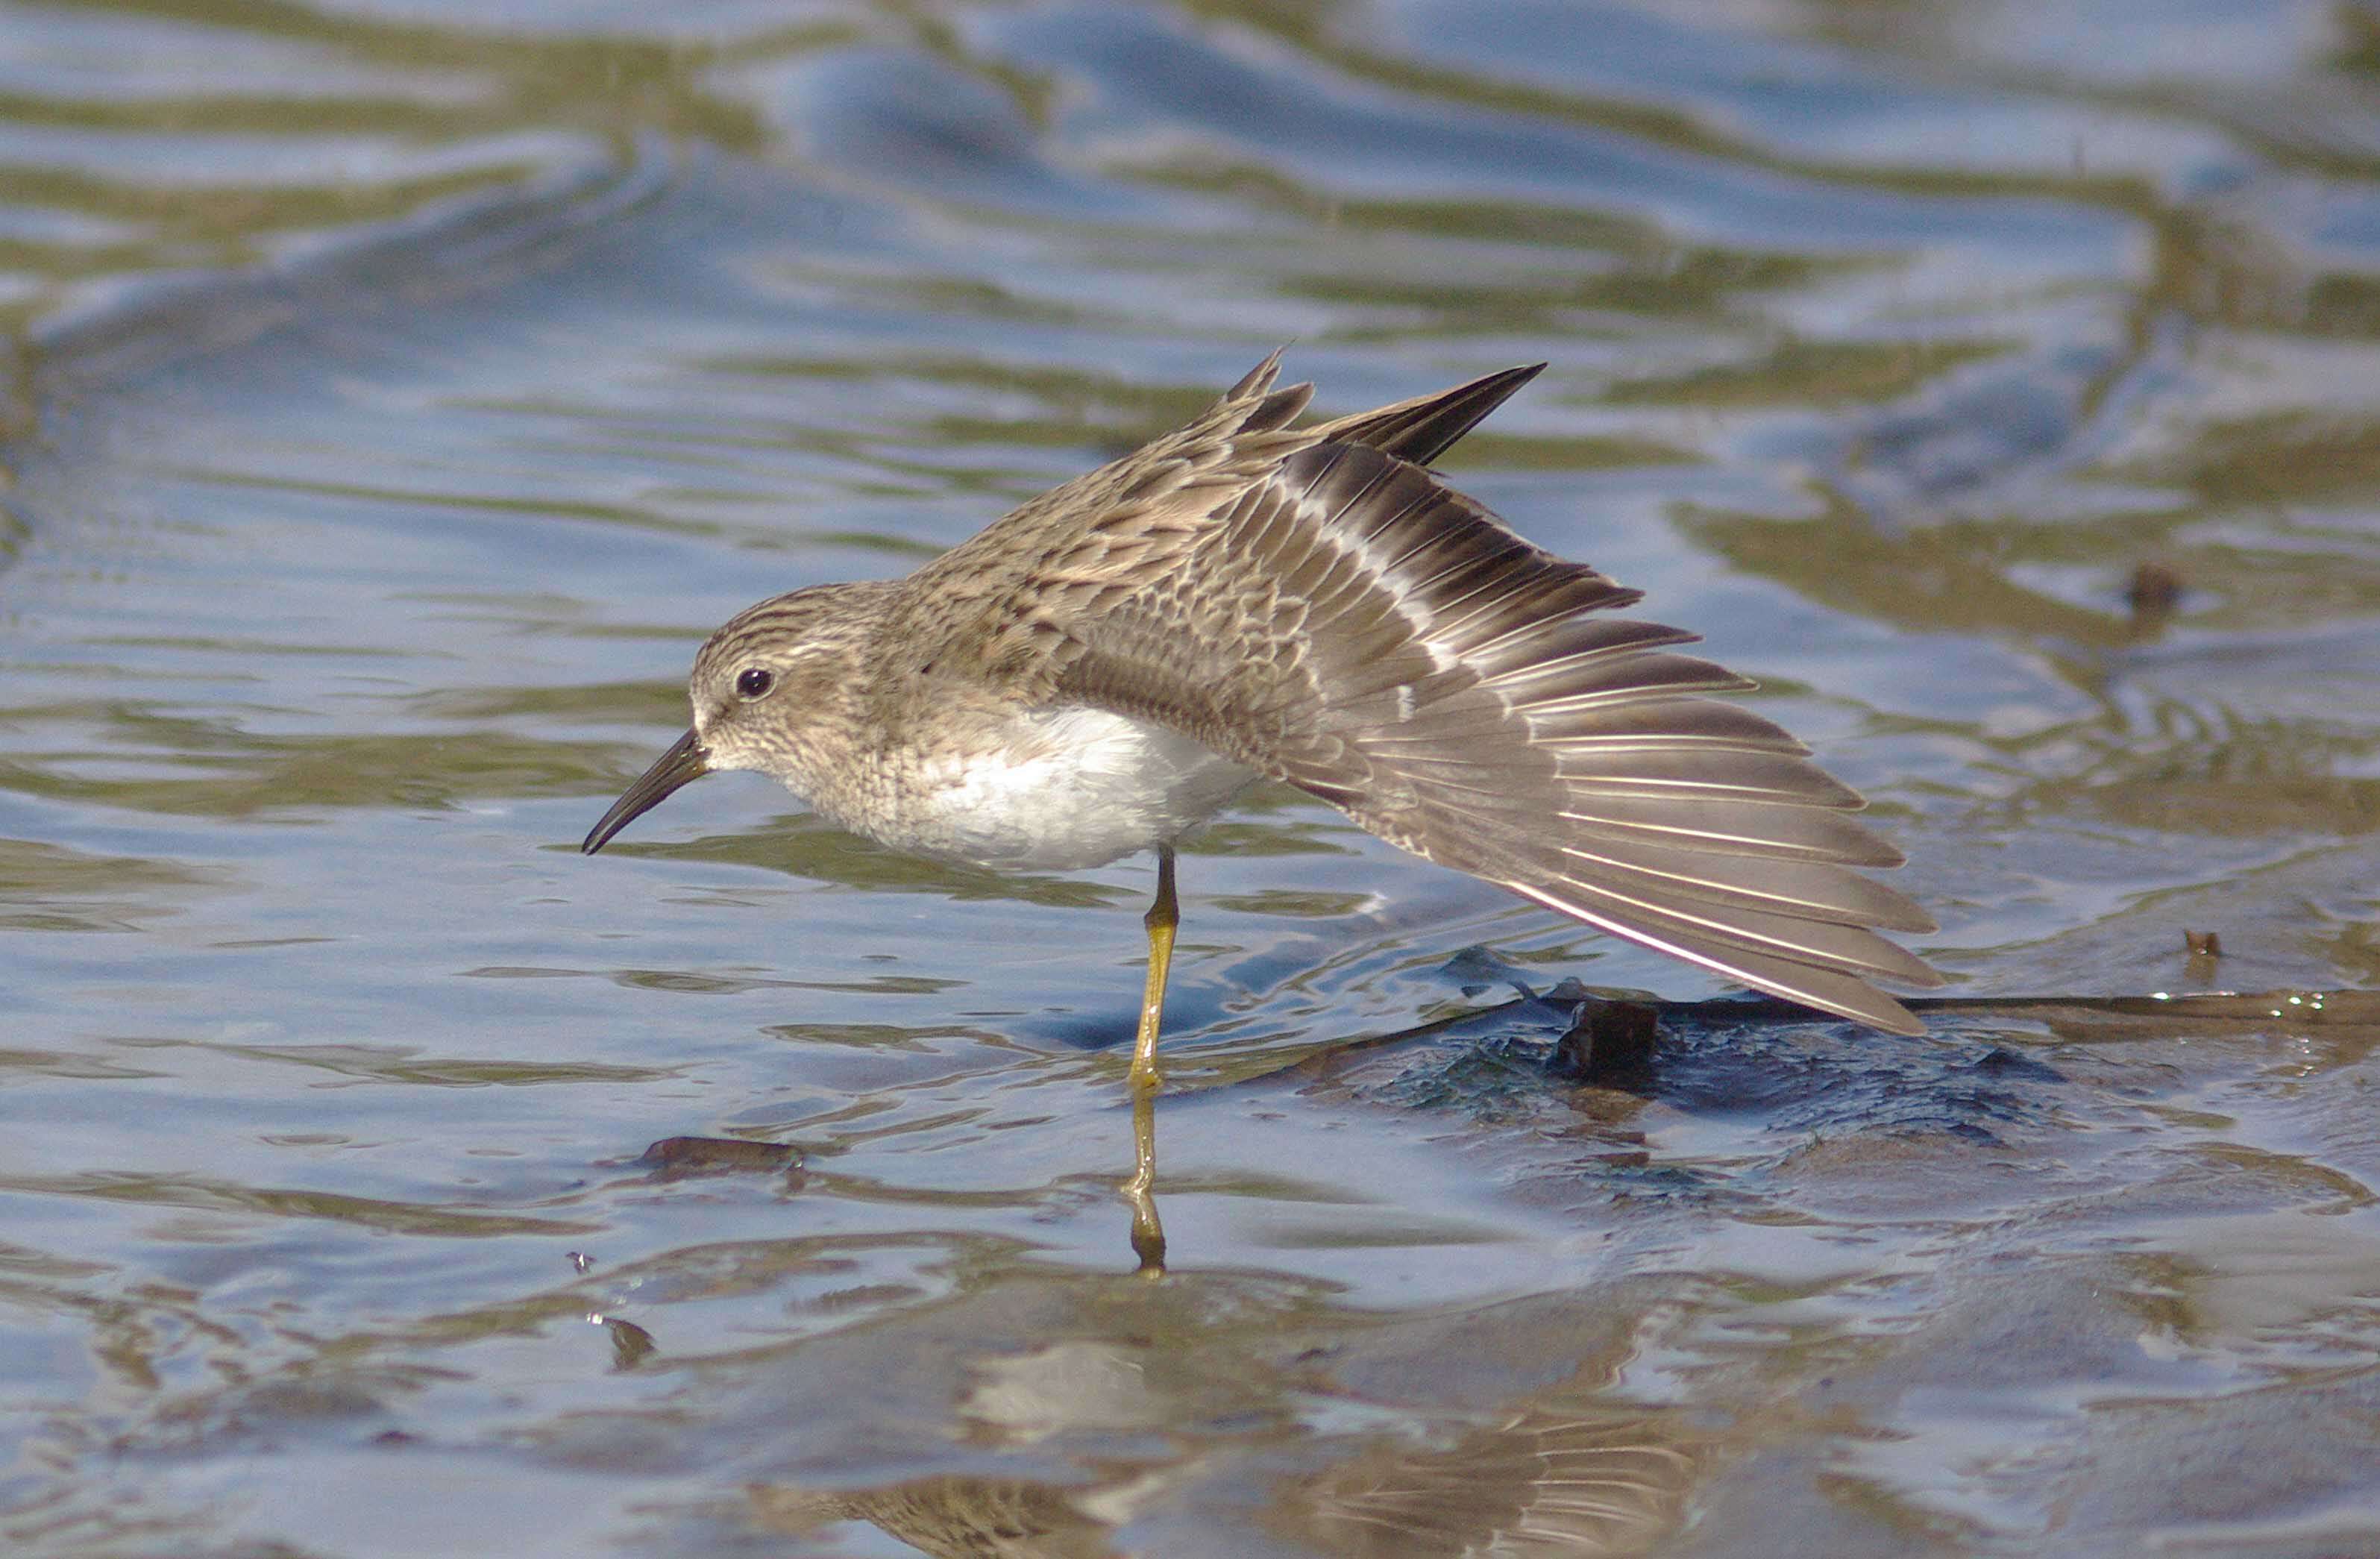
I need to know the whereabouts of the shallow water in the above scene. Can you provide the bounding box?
[4,1,2380,1554]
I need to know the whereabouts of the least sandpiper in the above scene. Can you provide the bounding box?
[584,355,1939,1102]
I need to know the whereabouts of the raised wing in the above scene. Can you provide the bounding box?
[1054,438,1941,1033]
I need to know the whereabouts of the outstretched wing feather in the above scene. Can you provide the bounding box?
[1036,369,1938,1032]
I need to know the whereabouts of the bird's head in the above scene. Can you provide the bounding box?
[581,581,892,853]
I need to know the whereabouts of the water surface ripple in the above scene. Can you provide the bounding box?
[4,1,2379,1554]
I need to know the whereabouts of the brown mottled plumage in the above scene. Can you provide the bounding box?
[585,354,1940,1085]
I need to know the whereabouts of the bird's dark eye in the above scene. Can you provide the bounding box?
[735,667,775,700]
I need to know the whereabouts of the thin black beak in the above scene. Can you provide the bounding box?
[583,729,710,853]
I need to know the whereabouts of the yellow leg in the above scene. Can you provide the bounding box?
[1125,1088,1167,1276]
[1121,847,1176,1274]
[1127,844,1178,1097]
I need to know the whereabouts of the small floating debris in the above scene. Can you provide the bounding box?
[637,1135,804,1175]
[1552,998,1660,1082]
[2126,559,2184,631]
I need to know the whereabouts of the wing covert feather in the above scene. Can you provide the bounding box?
[1014,369,1941,1032]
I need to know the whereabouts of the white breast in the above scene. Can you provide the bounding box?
[870,706,1256,872]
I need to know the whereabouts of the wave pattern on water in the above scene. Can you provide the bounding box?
[3,1,2380,1554]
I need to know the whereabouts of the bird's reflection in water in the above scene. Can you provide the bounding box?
[743,1381,1701,1557]
[1125,1088,1165,1276]
[1264,1404,1698,1557]
[748,1475,1123,1559]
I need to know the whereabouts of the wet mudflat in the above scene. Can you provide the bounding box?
[3,1,2379,1554]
